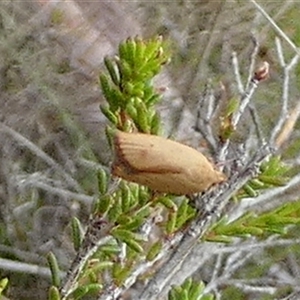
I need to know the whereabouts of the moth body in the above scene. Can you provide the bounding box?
[112,131,226,195]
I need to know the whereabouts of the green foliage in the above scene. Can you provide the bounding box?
[206,200,300,242]
[67,182,196,290]
[70,283,102,300]
[157,197,196,235]
[47,252,61,288]
[219,97,240,141]
[235,156,289,200]
[176,198,197,229]
[99,36,170,133]
[97,168,109,195]
[169,279,214,300]
[71,217,84,251]
[146,240,163,261]
[48,286,61,300]
[66,184,152,288]
[206,156,292,243]
[111,228,144,253]
[0,278,8,297]
[84,260,114,278]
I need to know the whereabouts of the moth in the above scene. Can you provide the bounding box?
[112,131,226,195]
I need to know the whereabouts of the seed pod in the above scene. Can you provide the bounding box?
[112,131,226,195]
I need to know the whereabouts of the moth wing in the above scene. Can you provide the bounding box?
[114,131,188,173]
[113,131,227,194]
[187,163,227,191]
[122,171,198,194]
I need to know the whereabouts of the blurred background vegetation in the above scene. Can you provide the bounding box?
[1,1,300,299]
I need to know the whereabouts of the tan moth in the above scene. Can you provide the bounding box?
[111,131,226,195]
